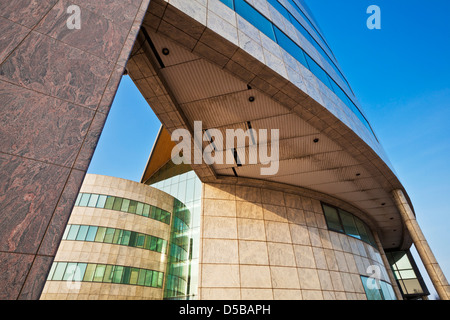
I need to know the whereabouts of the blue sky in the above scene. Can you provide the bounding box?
[88,0,450,298]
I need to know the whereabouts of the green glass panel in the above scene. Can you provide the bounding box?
[121,199,130,212]
[144,270,153,287]
[62,225,70,240]
[129,200,137,214]
[93,264,106,282]
[136,202,144,215]
[138,269,146,286]
[129,268,139,285]
[339,210,360,239]
[87,194,99,207]
[136,234,145,248]
[354,218,370,243]
[157,272,164,288]
[113,197,123,211]
[128,231,137,247]
[96,195,107,208]
[112,229,122,244]
[103,228,115,243]
[151,271,158,287]
[112,266,124,284]
[322,205,343,232]
[104,196,115,210]
[156,238,163,253]
[103,265,114,283]
[155,208,162,221]
[150,206,156,219]
[83,264,97,282]
[150,237,157,251]
[121,230,131,246]
[95,227,107,242]
[122,267,131,284]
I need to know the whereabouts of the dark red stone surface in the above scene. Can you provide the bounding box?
[0,0,151,299]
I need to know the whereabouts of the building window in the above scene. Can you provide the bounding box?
[74,193,171,225]
[47,262,164,288]
[321,203,377,248]
[62,224,169,254]
[386,250,429,299]
[360,276,397,300]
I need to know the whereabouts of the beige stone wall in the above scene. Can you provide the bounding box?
[40,174,174,300]
[198,180,394,300]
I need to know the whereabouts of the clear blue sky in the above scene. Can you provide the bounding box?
[88,0,450,299]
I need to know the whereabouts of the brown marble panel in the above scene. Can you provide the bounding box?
[0,0,58,28]
[71,0,142,29]
[18,255,54,300]
[0,31,114,109]
[0,153,70,254]
[38,169,86,256]
[35,0,130,63]
[73,112,108,171]
[98,66,125,114]
[0,252,34,300]
[0,81,94,167]
[0,17,30,64]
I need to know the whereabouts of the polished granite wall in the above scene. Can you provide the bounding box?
[0,0,150,299]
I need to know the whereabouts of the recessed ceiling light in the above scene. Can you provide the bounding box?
[162,48,170,55]
[381,203,386,206]
[356,173,361,176]
[313,138,319,143]
[249,96,255,102]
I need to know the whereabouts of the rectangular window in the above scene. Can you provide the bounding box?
[94,227,107,242]
[143,204,150,217]
[52,262,68,281]
[62,263,78,281]
[112,266,124,284]
[354,217,371,243]
[128,200,137,214]
[113,229,122,244]
[73,263,87,282]
[129,268,140,285]
[74,193,82,206]
[66,225,80,241]
[103,265,114,283]
[235,0,276,41]
[136,202,144,215]
[145,270,153,287]
[138,269,146,286]
[103,228,115,243]
[121,267,131,284]
[322,204,343,232]
[304,53,332,88]
[120,230,131,246]
[112,197,123,211]
[121,199,130,212]
[85,226,98,242]
[96,195,107,208]
[47,263,57,280]
[361,276,383,300]
[83,264,97,282]
[104,196,115,210]
[76,225,89,241]
[267,0,290,20]
[93,264,106,282]
[87,194,99,207]
[78,193,91,207]
[339,210,360,239]
[273,26,308,68]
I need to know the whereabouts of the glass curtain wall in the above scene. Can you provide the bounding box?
[151,171,202,300]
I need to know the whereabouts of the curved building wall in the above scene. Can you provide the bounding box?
[40,174,189,300]
[198,178,399,300]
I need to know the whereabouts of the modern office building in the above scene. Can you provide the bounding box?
[40,174,192,300]
[0,0,448,300]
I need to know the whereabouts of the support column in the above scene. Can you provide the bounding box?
[392,189,450,300]
[0,0,150,299]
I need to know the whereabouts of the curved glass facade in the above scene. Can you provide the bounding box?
[321,203,378,248]
[75,192,171,224]
[62,224,168,254]
[218,0,376,138]
[47,262,164,288]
